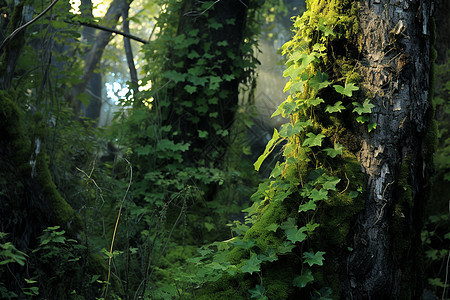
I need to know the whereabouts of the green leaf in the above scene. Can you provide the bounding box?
[187,50,200,59]
[209,76,222,90]
[293,269,314,288]
[241,252,261,274]
[298,200,317,212]
[233,239,256,250]
[302,133,325,147]
[309,188,328,201]
[189,76,208,86]
[322,177,340,191]
[308,72,331,91]
[309,97,325,106]
[185,85,197,94]
[323,143,344,158]
[266,223,279,232]
[303,251,326,266]
[333,83,359,97]
[163,70,186,83]
[258,249,278,262]
[305,222,320,234]
[368,123,377,132]
[325,101,345,113]
[352,99,375,115]
[254,129,283,171]
[356,115,370,123]
[198,130,208,138]
[277,241,296,254]
[249,285,267,299]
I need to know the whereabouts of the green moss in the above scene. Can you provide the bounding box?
[35,150,83,235]
[244,199,293,252]
[0,91,32,175]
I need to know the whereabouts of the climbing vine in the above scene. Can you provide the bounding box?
[176,1,375,298]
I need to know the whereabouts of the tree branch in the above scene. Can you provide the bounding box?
[68,20,148,44]
[0,0,60,51]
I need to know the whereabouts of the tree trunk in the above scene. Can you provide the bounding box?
[159,0,250,165]
[71,0,127,118]
[342,1,434,298]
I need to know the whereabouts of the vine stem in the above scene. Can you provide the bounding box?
[104,158,132,298]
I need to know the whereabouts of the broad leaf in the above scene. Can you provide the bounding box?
[309,188,328,201]
[303,251,326,266]
[298,200,317,212]
[352,99,375,115]
[302,133,325,147]
[254,129,283,171]
[325,101,345,113]
[241,252,261,274]
[293,269,314,288]
[323,143,344,158]
[333,83,359,97]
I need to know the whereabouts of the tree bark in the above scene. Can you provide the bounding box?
[71,0,128,117]
[342,1,434,298]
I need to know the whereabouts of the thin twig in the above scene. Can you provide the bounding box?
[104,158,132,298]
[66,20,148,44]
[0,0,60,51]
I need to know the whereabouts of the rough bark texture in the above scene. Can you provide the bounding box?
[342,1,434,298]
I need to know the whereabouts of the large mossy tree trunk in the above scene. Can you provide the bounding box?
[0,2,104,298]
[342,1,434,298]
[195,1,435,299]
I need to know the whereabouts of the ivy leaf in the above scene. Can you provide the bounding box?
[249,285,267,299]
[368,123,377,132]
[302,133,325,147]
[309,97,325,106]
[198,130,208,138]
[233,239,255,250]
[185,85,197,94]
[189,76,208,86]
[293,269,314,288]
[298,200,317,212]
[277,241,296,254]
[209,76,222,90]
[308,72,331,91]
[266,223,279,232]
[284,226,307,244]
[258,248,278,262]
[305,222,320,233]
[322,177,341,191]
[289,81,306,94]
[163,70,186,83]
[241,252,261,274]
[254,129,283,171]
[333,83,359,97]
[303,251,326,267]
[223,74,235,81]
[322,143,343,158]
[325,101,345,113]
[217,40,228,47]
[356,115,370,123]
[187,50,200,59]
[309,188,328,201]
[352,99,375,115]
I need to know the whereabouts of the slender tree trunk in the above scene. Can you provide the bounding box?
[122,0,139,96]
[342,1,434,298]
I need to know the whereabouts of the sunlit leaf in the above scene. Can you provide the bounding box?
[333,83,359,97]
